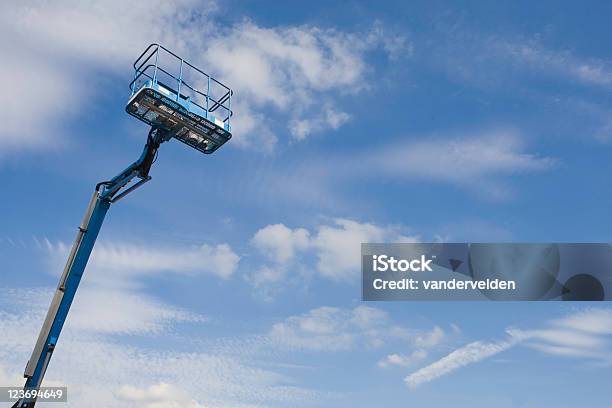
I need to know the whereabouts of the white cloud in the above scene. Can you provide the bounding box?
[205,22,405,146]
[117,383,207,408]
[526,343,608,360]
[269,306,413,352]
[1,0,214,66]
[552,308,612,335]
[248,219,418,290]
[248,224,310,296]
[0,0,214,152]
[227,100,278,151]
[510,308,612,363]
[251,224,310,264]
[414,326,445,349]
[247,266,288,291]
[207,22,389,103]
[350,305,389,329]
[289,109,350,140]
[312,218,417,281]
[378,326,445,369]
[0,48,77,151]
[378,350,428,368]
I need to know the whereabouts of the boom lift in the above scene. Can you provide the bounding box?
[11,44,233,408]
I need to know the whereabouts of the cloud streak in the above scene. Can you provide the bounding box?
[403,308,612,388]
[371,130,555,182]
[46,239,240,282]
[404,331,523,388]
[247,128,558,205]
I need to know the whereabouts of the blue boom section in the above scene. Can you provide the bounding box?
[13,193,110,408]
[12,128,167,408]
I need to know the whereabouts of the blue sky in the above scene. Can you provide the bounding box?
[1,1,612,407]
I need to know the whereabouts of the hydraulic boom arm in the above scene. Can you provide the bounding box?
[11,128,168,408]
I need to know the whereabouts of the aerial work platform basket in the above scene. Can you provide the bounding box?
[126,44,233,154]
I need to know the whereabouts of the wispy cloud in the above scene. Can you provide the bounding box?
[69,288,205,335]
[378,326,446,369]
[551,308,612,335]
[403,308,612,388]
[370,130,554,182]
[359,129,556,200]
[289,108,350,141]
[245,128,557,205]
[39,238,238,335]
[497,40,612,88]
[415,326,446,349]
[515,308,612,364]
[378,350,429,369]
[46,239,240,283]
[0,287,322,408]
[404,331,523,388]
[269,305,416,352]
[413,22,612,146]
[430,24,612,92]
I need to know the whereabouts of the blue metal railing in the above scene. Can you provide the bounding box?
[129,44,233,128]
